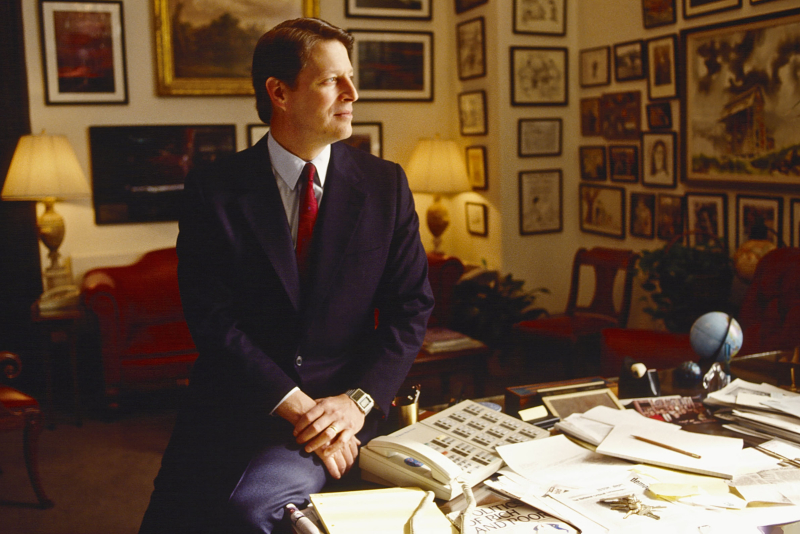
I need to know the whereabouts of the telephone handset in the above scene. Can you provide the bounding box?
[366,435,463,484]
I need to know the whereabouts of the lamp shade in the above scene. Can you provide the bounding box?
[2,132,90,201]
[405,137,470,195]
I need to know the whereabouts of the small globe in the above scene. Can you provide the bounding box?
[690,311,743,363]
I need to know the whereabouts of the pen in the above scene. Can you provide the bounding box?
[632,435,702,459]
[754,445,800,468]
[285,503,321,534]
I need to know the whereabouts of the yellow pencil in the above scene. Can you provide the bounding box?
[632,435,702,459]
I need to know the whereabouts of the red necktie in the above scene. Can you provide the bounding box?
[296,163,318,278]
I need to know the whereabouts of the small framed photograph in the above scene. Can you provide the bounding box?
[686,193,728,247]
[609,145,639,183]
[543,388,624,419]
[350,30,433,102]
[343,122,383,158]
[247,124,270,147]
[510,47,568,106]
[656,193,685,241]
[647,102,673,129]
[519,169,563,236]
[580,184,625,239]
[346,0,431,20]
[580,97,602,137]
[580,46,611,88]
[614,40,646,82]
[518,118,562,157]
[642,0,676,28]
[579,146,607,181]
[647,34,678,100]
[457,17,486,80]
[466,145,488,190]
[513,0,566,36]
[466,202,488,237]
[455,0,488,14]
[642,131,677,188]
[684,0,742,19]
[791,199,800,248]
[600,91,641,141]
[631,192,656,238]
[39,0,128,104]
[736,195,783,247]
[459,90,487,136]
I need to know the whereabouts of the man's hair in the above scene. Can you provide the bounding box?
[252,18,354,124]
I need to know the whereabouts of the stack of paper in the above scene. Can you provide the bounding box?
[421,327,486,353]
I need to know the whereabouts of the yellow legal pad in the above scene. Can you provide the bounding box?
[309,486,458,534]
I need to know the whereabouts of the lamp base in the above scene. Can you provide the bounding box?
[426,195,450,255]
[44,264,72,291]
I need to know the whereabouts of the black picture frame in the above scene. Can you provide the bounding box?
[455,0,488,14]
[457,17,486,80]
[346,0,432,20]
[344,122,383,158]
[684,0,742,19]
[642,131,677,188]
[580,97,602,137]
[647,34,678,100]
[642,0,677,28]
[518,118,562,157]
[656,193,685,241]
[466,145,488,190]
[685,192,728,247]
[510,46,568,106]
[647,102,673,129]
[247,124,269,147]
[614,40,646,82]
[630,192,656,238]
[609,145,639,183]
[519,169,563,236]
[600,91,642,141]
[466,202,488,236]
[459,90,487,136]
[579,46,610,88]
[736,194,783,247]
[513,0,566,36]
[580,146,607,181]
[580,184,626,239]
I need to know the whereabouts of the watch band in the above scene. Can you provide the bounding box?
[346,388,374,416]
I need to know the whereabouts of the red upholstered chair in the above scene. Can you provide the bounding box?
[513,247,639,378]
[425,253,465,328]
[0,351,53,508]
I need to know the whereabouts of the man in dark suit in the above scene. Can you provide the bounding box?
[139,18,433,534]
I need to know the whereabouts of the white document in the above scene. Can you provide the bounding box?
[553,413,613,446]
[763,395,800,419]
[580,404,680,430]
[732,409,800,437]
[705,378,796,408]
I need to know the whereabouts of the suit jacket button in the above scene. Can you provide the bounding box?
[295,355,303,367]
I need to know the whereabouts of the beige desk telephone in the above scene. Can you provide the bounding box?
[359,399,549,500]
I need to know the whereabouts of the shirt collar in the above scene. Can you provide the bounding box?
[267,133,330,190]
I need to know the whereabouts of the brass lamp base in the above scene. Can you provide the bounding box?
[426,195,450,255]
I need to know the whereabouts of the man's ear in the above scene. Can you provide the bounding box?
[265,77,288,112]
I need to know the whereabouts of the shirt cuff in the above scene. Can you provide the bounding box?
[270,386,300,416]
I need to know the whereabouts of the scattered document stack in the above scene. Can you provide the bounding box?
[421,327,486,354]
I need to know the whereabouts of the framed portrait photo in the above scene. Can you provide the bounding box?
[519,169,563,236]
[346,0,431,20]
[580,97,602,137]
[686,193,728,247]
[579,146,607,181]
[647,34,678,100]
[647,102,673,129]
[656,193,685,241]
[351,30,433,102]
[518,118,562,157]
[630,192,656,238]
[736,195,783,247]
[579,184,625,239]
[684,0,741,19]
[466,202,488,236]
[39,0,128,104]
[459,90,487,136]
[466,145,488,190]
[791,198,800,248]
[513,0,566,36]
[457,17,486,80]
[247,124,269,147]
[614,40,646,82]
[343,122,383,158]
[600,91,641,141]
[643,0,676,28]
[609,145,639,183]
[642,131,677,188]
[510,47,568,106]
[580,46,610,88]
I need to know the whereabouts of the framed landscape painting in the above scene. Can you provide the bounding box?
[351,30,434,101]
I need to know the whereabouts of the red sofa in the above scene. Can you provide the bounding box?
[81,248,197,408]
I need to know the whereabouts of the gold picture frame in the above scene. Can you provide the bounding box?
[154,0,319,96]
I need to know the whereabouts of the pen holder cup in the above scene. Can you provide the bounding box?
[393,398,419,428]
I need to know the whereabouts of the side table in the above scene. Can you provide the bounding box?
[30,301,83,428]
[403,345,492,406]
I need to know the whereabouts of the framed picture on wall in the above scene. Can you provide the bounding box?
[600,91,641,140]
[684,0,741,19]
[457,17,486,80]
[343,122,383,157]
[642,131,677,188]
[791,198,800,247]
[579,46,610,88]
[609,145,639,183]
[579,146,607,181]
[518,118,562,157]
[736,194,783,247]
[350,30,433,101]
[466,145,488,190]
[647,102,673,129]
[630,192,656,238]
[39,0,128,104]
[642,0,676,28]
[466,202,488,236]
[580,97,602,136]
[513,0,566,36]
[459,90,487,135]
[455,0,488,14]
[247,124,269,147]
[656,193,685,241]
[614,40,646,82]
[346,0,431,20]
[647,34,678,100]
[580,184,625,239]
[510,47,568,106]
[519,169,563,235]
[686,193,728,246]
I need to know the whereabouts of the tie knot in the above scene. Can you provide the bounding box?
[302,163,316,188]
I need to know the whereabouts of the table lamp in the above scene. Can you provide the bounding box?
[2,131,90,291]
[405,137,471,255]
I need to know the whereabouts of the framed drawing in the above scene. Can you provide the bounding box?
[791,198,800,247]
[455,0,488,14]
[579,146,607,181]
[614,40,646,82]
[580,184,625,239]
[39,0,128,104]
[457,17,486,80]
[459,90,487,136]
[513,0,566,36]
[642,0,676,28]
[510,47,568,106]
[631,192,656,238]
[346,0,431,20]
[466,145,488,190]
[344,122,383,157]
[642,131,677,188]
[736,194,783,247]
[579,46,610,88]
[466,202,488,236]
[609,145,639,183]
[154,0,317,95]
[647,34,678,100]
[89,125,236,225]
[519,169,563,236]
[600,91,641,141]
[351,30,433,102]
[647,102,673,129]
[580,97,602,137]
[518,118,562,157]
[686,193,727,247]
[656,193,685,241]
[247,124,269,147]
[683,8,800,185]
[684,0,741,19]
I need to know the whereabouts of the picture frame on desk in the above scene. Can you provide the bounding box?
[542,388,625,420]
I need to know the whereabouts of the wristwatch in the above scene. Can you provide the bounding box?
[346,388,374,416]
